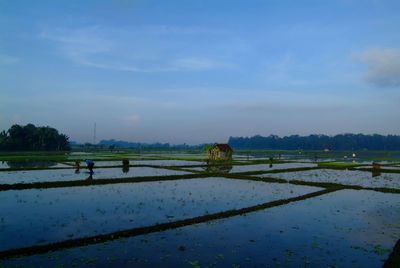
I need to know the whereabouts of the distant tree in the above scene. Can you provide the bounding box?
[0,124,70,151]
[228,134,400,151]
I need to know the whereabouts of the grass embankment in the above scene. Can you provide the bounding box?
[384,239,400,268]
[317,162,364,168]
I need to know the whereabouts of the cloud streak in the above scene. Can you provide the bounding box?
[353,48,400,87]
[0,54,19,65]
[40,25,235,73]
[222,102,348,113]
[122,114,140,124]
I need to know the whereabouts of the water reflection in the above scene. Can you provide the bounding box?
[6,160,57,169]
[372,170,381,177]
[122,159,130,173]
[74,161,80,174]
[122,165,130,173]
[205,164,233,173]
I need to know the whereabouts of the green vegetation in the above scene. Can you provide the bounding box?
[0,124,70,151]
[317,162,363,168]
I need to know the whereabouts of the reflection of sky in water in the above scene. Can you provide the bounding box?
[0,161,10,168]
[133,160,205,166]
[380,166,400,170]
[188,162,316,172]
[259,169,400,189]
[65,161,125,167]
[67,160,206,166]
[0,178,320,251]
[230,163,316,172]
[2,189,398,268]
[0,161,69,169]
[0,167,191,184]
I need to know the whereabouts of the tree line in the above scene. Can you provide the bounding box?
[0,124,71,151]
[228,134,400,150]
[98,139,204,149]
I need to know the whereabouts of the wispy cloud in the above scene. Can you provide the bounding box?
[224,102,348,113]
[352,48,400,87]
[122,114,140,124]
[173,57,234,71]
[259,53,311,88]
[0,54,19,65]
[39,25,235,72]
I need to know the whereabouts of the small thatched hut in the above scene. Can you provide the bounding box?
[372,162,381,169]
[207,144,233,161]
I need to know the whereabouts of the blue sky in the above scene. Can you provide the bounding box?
[1,0,399,144]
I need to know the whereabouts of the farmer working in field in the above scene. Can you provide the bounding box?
[84,159,95,174]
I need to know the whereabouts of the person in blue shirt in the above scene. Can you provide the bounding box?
[84,159,95,174]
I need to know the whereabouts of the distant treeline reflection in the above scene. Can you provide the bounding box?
[4,160,58,169]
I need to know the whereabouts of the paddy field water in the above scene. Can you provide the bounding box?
[0,151,398,267]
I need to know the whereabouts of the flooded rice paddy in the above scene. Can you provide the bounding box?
[257,168,400,189]
[65,159,205,167]
[133,160,205,166]
[0,167,191,184]
[0,152,399,267]
[0,178,319,251]
[189,162,317,173]
[0,160,70,169]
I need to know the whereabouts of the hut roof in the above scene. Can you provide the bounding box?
[215,144,232,152]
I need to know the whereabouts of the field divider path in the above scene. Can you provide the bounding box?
[383,239,400,267]
[0,187,341,260]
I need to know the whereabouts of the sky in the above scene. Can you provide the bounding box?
[1,0,400,145]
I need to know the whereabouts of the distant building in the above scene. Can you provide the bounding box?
[207,144,233,161]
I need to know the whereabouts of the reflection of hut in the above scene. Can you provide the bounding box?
[207,144,233,161]
[372,170,381,178]
[205,165,233,173]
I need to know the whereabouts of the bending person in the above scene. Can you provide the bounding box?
[84,159,95,174]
